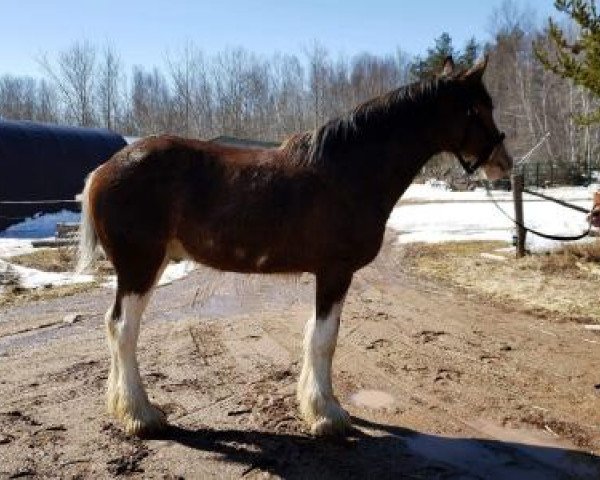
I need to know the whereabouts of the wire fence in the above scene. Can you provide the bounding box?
[518,161,600,188]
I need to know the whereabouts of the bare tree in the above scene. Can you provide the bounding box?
[39,41,97,126]
[0,75,36,120]
[97,44,122,130]
[168,43,214,138]
[271,53,307,137]
[130,66,174,135]
[212,48,251,137]
[35,79,59,123]
[305,42,330,129]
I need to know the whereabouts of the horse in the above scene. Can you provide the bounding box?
[76,55,512,437]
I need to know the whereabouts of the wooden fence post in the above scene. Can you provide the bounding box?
[512,173,526,258]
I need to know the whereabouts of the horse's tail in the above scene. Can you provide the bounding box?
[76,170,98,273]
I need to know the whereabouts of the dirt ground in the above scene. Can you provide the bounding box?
[2,235,600,479]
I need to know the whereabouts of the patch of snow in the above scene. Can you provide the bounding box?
[0,255,195,293]
[424,178,451,190]
[158,260,196,286]
[390,184,595,252]
[401,183,598,203]
[0,259,94,291]
[102,260,196,289]
[0,239,37,258]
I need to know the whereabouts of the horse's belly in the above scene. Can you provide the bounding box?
[176,233,311,274]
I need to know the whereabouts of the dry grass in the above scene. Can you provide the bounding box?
[0,247,112,308]
[9,246,76,272]
[0,282,100,308]
[400,240,600,323]
[9,247,113,275]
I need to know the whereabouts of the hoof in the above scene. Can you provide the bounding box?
[310,410,351,436]
[299,395,351,436]
[117,402,167,437]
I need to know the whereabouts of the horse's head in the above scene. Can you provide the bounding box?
[442,55,513,180]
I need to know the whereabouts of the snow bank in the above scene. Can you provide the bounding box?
[0,258,94,291]
[0,239,37,258]
[389,184,595,251]
[401,183,599,203]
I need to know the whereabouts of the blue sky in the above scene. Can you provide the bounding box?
[1,0,560,77]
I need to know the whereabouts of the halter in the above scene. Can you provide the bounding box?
[455,107,506,176]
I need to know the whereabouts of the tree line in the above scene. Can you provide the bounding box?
[1,0,599,175]
[0,42,413,143]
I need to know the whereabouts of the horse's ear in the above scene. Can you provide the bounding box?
[441,56,455,77]
[462,54,488,83]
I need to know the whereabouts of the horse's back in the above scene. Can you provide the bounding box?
[86,134,334,273]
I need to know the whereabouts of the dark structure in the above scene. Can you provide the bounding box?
[0,120,126,232]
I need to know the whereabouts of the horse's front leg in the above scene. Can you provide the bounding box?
[297,271,353,435]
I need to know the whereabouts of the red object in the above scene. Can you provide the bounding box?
[590,191,600,228]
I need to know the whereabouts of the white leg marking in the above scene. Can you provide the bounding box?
[105,260,168,435]
[106,292,166,435]
[105,303,120,416]
[297,299,350,435]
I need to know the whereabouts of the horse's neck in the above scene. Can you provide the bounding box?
[340,110,448,216]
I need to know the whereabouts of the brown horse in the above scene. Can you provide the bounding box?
[77,56,512,437]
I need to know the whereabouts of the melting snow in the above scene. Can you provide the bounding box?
[0,258,94,290]
[388,184,597,251]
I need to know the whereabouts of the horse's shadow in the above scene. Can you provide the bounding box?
[155,416,600,479]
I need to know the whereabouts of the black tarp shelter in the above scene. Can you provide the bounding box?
[0,120,126,232]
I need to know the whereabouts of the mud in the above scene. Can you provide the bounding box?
[1,235,600,478]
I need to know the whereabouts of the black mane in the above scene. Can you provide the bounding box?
[308,76,458,166]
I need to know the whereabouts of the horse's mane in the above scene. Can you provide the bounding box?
[279,76,457,169]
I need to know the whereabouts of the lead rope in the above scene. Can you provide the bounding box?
[483,182,593,242]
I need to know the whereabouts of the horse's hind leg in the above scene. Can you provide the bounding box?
[105,247,167,436]
[297,271,353,435]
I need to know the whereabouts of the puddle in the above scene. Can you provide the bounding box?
[404,420,600,480]
[350,389,395,409]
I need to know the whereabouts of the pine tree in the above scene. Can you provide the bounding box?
[459,37,480,68]
[411,32,455,80]
[535,0,600,123]
[410,33,480,81]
